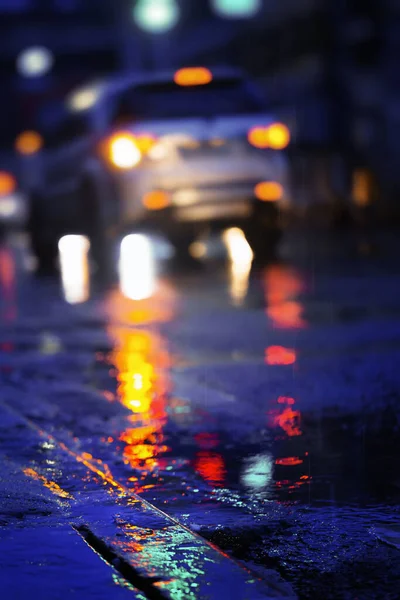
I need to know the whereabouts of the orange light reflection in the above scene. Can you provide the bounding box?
[275,457,303,466]
[195,451,226,486]
[274,406,302,437]
[106,286,175,485]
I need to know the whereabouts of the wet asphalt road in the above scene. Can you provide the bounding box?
[1,227,400,599]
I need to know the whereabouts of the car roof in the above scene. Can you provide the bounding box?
[67,66,245,112]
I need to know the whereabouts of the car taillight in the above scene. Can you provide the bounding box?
[107,133,142,169]
[142,190,171,211]
[267,123,290,150]
[254,181,283,202]
[248,123,290,150]
[0,171,16,197]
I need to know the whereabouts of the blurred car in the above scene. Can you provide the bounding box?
[27,67,292,269]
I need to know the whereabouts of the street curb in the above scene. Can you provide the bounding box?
[0,400,297,599]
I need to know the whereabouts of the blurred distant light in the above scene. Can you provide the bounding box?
[142,190,171,211]
[15,131,43,155]
[211,0,261,19]
[0,196,20,218]
[223,228,253,306]
[68,86,102,112]
[0,172,16,197]
[174,67,213,87]
[189,241,207,259]
[133,0,180,33]
[58,235,90,304]
[119,234,156,301]
[108,133,142,169]
[254,181,283,202]
[17,46,54,77]
[352,169,371,206]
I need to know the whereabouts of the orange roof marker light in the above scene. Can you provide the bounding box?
[107,133,142,169]
[174,67,213,87]
[15,131,43,155]
[0,172,16,197]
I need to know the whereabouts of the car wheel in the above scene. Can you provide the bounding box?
[169,230,201,267]
[244,201,282,262]
[28,193,58,273]
[245,225,281,262]
[80,178,112,277]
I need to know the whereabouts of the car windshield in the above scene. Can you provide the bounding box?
[112,77,265,122]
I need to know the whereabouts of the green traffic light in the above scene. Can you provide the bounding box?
[133,0,180,33]
[211,0,261,18]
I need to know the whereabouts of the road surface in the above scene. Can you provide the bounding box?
[0,227,399,599]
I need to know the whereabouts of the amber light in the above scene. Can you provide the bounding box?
[248,123,290,150]
[267,123,290,150]
[15,131,43,155]
[0,172,16,197]
[248,126,269,149]
[255,181,283,202]
[136,133,157,154]
[174,67,213,87]
[142,190,171,211]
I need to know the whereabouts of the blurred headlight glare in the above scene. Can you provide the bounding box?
[15,131,43,155]
[108,133,142,169]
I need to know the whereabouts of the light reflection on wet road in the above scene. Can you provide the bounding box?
[2,230,400,598]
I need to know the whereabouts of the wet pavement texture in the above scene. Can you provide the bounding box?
[0,228,400,599]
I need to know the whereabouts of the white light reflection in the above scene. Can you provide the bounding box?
[119,234,156,301]
[58,235,90,304]
[242,453,273,492]
[222,228,253,306]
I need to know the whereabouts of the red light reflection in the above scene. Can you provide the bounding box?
[274,407,302,437]
[0,248,17,322]
[195,451,226,486]
[263,265,307,329]
[265,345,296,365]
[275,457,303,466]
